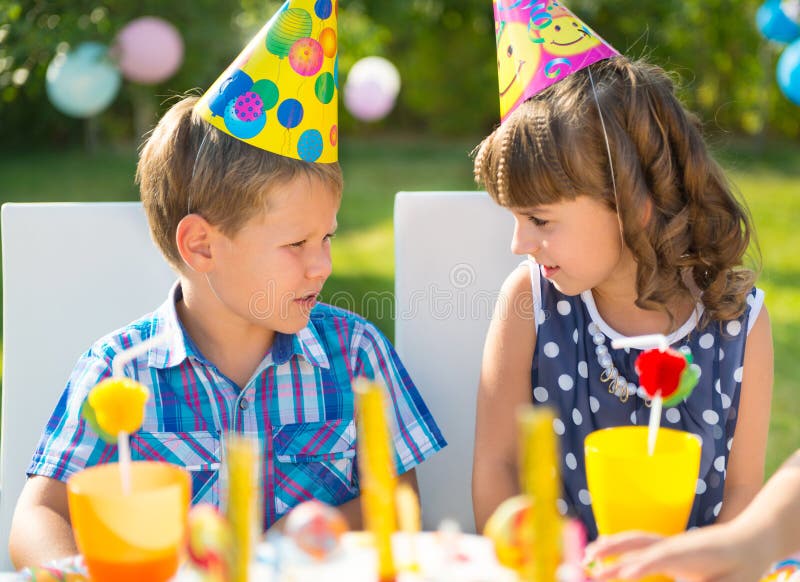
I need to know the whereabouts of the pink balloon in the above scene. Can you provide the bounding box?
[114,17,184,84]
[344,79,397,121]
[343,57,401,122]
[289,38,323,77]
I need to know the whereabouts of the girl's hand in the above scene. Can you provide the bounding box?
[584,526,767,582]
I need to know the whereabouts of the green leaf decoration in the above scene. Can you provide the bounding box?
[80,397,117,444]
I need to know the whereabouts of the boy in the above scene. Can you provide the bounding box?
[9,2,446,569]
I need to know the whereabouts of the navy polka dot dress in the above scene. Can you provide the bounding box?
[525,260,764,540]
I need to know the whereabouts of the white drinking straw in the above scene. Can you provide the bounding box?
[110,332,174,494]
[610,334,668,456]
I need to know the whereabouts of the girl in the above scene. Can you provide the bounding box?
[471,56,773,540]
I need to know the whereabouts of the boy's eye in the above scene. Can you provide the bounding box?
[528,215,548,227]
[290,240,306,248]
[323,232,336,242]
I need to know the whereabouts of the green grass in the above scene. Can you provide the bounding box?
[0,135,798,477]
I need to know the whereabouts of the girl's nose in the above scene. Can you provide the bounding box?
[511,218,540,256]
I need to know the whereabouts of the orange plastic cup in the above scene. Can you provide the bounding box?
[67,461,190,582]
[585,426,701,582]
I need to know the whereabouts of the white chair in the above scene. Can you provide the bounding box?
[394,191,520,533]
[0,203,175,570]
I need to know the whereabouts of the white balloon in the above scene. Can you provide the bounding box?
[344,56,401,122]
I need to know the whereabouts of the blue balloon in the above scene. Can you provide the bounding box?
[756,0,800,44]
[314,0,333,19]
[45,42,121,118]
[223,99,267,139]
[277,98,303,129]
[208,69,253,117]
[297,129,323,161]
[778,38,800,105]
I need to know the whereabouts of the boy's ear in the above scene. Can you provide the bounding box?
[175,214,215,273]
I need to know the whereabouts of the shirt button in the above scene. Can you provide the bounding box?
[239,399,250,410]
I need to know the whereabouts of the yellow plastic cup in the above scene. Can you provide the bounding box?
[585,426,701,582]
[67,461,191,582]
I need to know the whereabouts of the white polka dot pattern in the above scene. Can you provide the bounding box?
[528,274,758,538]
[566,452,577,470]
[589,396,600,413]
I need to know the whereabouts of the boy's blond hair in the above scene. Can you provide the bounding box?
[136,96,343,268]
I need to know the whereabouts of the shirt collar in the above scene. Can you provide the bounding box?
[147,282,330,370]
[147,281,194,369]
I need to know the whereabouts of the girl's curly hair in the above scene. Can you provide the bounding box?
[474,56,758,326]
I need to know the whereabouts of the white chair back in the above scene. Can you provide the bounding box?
[394,191,519,532]
[0,203,174,569]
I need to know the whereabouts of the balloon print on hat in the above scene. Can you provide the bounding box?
[289,38,324,76]
[319,27,337,58]
[114,17,184,84]
[46,42,121,118]
[196,0,339,162]
[343,56,401,122]
[314,0,333,19]
[778,38,800,104]
[267,8,313,59]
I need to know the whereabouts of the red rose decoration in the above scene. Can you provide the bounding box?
[634,348,687,399]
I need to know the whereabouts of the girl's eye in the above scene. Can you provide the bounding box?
[528,215,548,227]
[290,240,306,248]
[323,232,336,242]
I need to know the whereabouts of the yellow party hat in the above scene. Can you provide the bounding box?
[196,0,338,162]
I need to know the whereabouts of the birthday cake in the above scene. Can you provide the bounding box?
[260,529,518,582]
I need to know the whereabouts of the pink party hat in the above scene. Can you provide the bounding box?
[196,0,338,162]
[494,0,619,122]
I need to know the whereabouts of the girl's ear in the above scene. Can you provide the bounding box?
[175,214,216,273]
[640,197,654,227]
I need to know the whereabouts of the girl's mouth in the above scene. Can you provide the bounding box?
[541,265,560,278]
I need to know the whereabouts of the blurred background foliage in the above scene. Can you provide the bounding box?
[1,0,799,147]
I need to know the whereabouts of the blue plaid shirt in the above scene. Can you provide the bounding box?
[29,283,446,528]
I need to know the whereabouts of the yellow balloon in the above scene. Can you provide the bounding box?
[320,27,337,59]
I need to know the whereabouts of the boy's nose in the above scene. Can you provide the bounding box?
[307,249,333,280]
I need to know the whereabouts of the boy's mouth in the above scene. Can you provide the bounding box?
[294,292,320,309]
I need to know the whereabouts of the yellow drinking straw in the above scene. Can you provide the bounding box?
[225,434,259,582]
[396,483,421,573]
[355,378,398,582]
[518,405,562,582]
